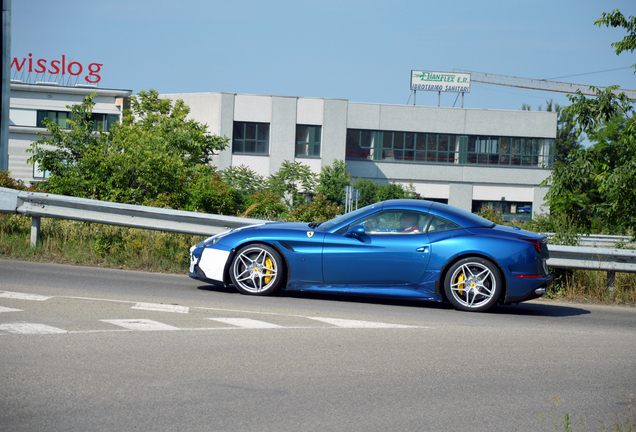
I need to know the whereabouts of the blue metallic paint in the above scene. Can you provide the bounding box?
[189,199,553,310]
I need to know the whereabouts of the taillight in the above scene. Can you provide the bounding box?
[520,238,542,254]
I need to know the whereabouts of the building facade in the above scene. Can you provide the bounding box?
[164,92,557,217]
[6,84,556,218]
[8,83,131,182]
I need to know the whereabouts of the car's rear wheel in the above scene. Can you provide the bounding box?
[443,257,502,312]
[230,244,285,295]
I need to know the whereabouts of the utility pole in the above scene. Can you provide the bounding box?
[1,0,11,172]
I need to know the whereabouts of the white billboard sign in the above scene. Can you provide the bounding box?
[411,70,471,93]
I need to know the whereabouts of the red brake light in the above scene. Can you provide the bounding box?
[520,238,542,254]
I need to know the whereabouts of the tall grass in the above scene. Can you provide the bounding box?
[0,214,204,273]
[542,395,636,432]
[550,268,636,305]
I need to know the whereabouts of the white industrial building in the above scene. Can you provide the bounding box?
[7,83,131,182]
[7,83,556,218]
[164,92,556,217]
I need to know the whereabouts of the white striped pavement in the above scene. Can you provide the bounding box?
[209,318,284,329]
[0,323,67,335]
[0,291,52,301]
[132,303,189,314]
[307,317,419,329]
[101,319,181,331]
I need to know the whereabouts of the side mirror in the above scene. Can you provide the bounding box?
[344,225,366,239]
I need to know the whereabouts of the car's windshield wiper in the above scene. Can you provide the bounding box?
[308,222,322,229]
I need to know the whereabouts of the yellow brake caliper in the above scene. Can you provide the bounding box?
[457,273,465,297]
[264,257,274,284]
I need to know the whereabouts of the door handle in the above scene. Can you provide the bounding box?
[416,247,429,253]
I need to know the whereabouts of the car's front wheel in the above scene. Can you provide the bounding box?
[443,257,502,312]
[230,244,285,295]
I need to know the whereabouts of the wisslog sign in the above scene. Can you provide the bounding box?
[411,70,470,93]
[11,53,103,84]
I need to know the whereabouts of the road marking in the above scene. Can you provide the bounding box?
[307,317,420,329]
[101,319,181,331]
[0,291,52,301]
[0,306,23,313]
[209,318,284,329]
[0,323,67,335]
[131,303,189,314]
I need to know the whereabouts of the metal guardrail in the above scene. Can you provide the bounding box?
[0,187,265,246]
[547,245,636,294]
[543,233,635,248]
[1,187,634,294]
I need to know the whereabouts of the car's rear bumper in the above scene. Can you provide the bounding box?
[504,274,554,304]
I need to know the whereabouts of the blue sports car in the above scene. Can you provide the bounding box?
[189,199,553,312]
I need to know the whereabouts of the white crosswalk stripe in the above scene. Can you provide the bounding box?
[209,318,284,328]
[0,306,23,313]
[101,319,181,331]
[307,317,419,329]
[0,323,67,335]
[132,303,189,314]
[0,291,52,301]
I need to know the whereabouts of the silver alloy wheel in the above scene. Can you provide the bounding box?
[232,246,279,294]
[449,262,497,309]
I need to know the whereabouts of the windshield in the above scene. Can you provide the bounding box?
[316,202,382,232]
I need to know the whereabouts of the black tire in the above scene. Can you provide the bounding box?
[230,244,285,296]
[443,257,502,312]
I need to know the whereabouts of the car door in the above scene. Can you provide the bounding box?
[322,210,432,285]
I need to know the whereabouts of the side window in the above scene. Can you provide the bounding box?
[426,216,461,233]
[346,210,431,234]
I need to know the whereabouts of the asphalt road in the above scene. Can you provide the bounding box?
[1,258,635,432]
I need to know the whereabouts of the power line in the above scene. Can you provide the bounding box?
[543,67,633,81]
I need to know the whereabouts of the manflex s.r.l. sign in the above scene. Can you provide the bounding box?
[11,53,103,84]
[410,70,470,93]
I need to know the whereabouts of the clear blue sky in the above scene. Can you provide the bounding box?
[10,0,636,112]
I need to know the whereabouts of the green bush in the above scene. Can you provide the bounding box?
[285,194,342,222]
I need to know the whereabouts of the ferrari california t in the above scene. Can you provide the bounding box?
[189,199,553,312]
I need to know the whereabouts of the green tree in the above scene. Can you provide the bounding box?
[521,100,582,164]
[285,193,341,222]
[28,90,229,208]
[353,178,381,207]
[316,160,351,206]
[183,168,241,215]
[544,10,636,234]
[266,161,317,209]
[376,182,407,201]
[220,165,266,194]
[28,94,112,198]
[545,100,583,164]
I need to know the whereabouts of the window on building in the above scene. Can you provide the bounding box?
[472,200,533,222]
[345,128,554,168]
[36,110,119,130]
[295,125,321,158]
[233,122,270,155]
[32,161,50,180]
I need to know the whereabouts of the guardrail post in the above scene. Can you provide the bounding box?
[607,270,615,298]
[30,217,40,247]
